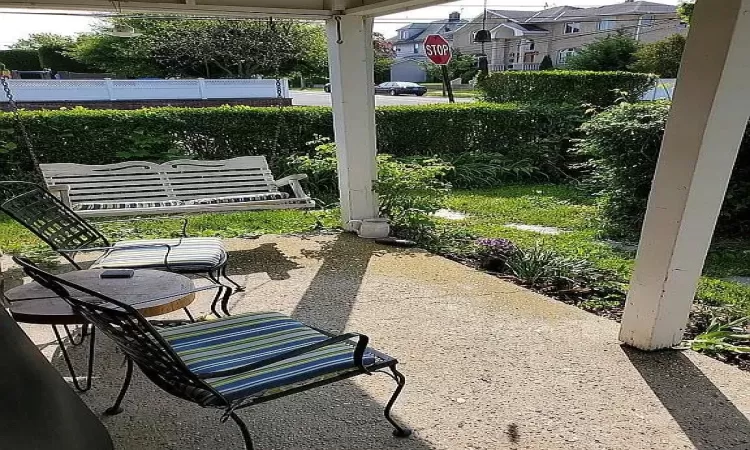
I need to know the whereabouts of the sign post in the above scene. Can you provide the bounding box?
[423,34,455,103]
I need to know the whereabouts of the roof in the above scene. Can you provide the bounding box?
[572,1,676,17]
[478,2,676,25]
[487,9,538,21]
[391,18,468,43]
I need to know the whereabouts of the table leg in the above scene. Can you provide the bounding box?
[105,357,133,415]
[52,324,96,392]
[183,307,196,323]
[63,323,89,346]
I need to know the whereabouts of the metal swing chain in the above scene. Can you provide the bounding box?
[1,75,43,179]
[267,17,286,155]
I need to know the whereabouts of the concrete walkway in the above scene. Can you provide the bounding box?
[14,233,750,450]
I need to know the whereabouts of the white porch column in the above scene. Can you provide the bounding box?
[326,15,379,228]
[619,0,750,350]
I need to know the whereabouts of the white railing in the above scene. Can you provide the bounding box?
[489,63,541,72]
[0,78,290,102]
[640,78,676,101]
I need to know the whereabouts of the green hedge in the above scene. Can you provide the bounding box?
[577,101,750,237]
[0,50,41,71]
[478,71,657,106]
[0,103,584,182]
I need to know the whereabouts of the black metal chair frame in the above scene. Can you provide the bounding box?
[0,181,242,316]
[15,258,411,450]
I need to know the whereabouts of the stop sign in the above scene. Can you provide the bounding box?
[423,34,453,65]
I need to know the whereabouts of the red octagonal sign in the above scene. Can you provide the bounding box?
[423,34,453,66]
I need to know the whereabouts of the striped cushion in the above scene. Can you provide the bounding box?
[160,312,375,401]
[92,237,225,271]
[73,200,184,211]
[186,192,289,205]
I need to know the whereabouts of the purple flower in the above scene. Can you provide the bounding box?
[476,238,517,257]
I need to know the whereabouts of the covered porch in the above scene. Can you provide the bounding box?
[2,0,750,447]
[1,0,747,352]
[7,233,750,449]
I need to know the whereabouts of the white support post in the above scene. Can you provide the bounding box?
[326,15,379,229]
[197,77,207,99]
[620,0,750,350]
[103,78,115,101]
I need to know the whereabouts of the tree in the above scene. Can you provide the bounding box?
[69,17,326,79]
[539,54,554,70]
[373,32,395,83]
[677,1,694,24]
[630,34,686,78]
[422,50,478,83]
[10,33,75,50]
[565,34,639,72]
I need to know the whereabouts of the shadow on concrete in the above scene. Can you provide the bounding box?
[624,347,750,450]
[226,242,302,281]
[293,234,383,332]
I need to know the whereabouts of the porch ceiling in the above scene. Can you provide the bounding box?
[0,0,452,18]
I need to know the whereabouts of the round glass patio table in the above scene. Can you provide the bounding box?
[5,269,195,392]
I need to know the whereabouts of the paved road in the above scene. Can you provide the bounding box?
[290,90,474,106]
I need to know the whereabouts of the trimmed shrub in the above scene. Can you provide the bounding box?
[577,101,750,237]
[0,50,42,71]
[477,70,657,106]
[0,103,585,183]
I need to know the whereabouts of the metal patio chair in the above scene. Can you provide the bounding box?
[15,257,412,450]
[0,181,240,317]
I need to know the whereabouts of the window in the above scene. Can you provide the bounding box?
[413,43,420,54]
[641,15,655,27]
[529,41,535,51]
[557,48,577,65]
[400,30,410,40]
[563,22,581,34]
[598,20,616,31]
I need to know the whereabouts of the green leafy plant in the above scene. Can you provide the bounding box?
[566,34,639,72]
[630,34,686,78]
[687,317,750,355]
[539,55,554,71]
[286,137,339,204]
[440,151,545,188]
[376,154,452,233]
[505,243,597,288]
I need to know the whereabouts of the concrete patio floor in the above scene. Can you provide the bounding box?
[13,233,750,450]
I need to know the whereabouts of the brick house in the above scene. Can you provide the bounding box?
[451,0,688,72]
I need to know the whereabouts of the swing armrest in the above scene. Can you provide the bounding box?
[276,174,308,186]
[47,185,72,207]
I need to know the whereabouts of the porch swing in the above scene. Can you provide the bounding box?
[2,17,314,218]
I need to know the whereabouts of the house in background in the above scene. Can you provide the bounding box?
[388,11,467,82]
[451,0,687,72]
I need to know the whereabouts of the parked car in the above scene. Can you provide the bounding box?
[323,82,427,96]
[375,82,427,96]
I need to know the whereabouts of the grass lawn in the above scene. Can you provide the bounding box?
[0,209,339,255]
[444,185,750,315]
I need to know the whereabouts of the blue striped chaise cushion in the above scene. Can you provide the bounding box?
[159,312,376,401]
[92,238,226,271]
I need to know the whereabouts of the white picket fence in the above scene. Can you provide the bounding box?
[0,78,289,102]
[640,78,676,101]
